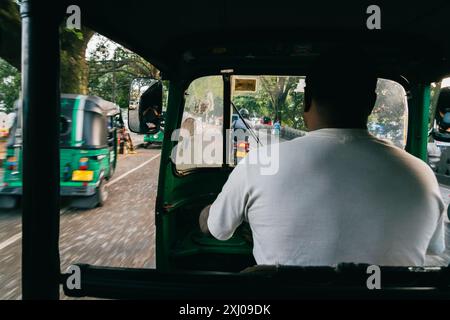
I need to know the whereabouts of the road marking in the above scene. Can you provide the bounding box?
[0,154,160,252]
[0,233,21,251]
[106,153,160,187]
[0,207,72,252]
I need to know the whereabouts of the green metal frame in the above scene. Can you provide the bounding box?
[155,81,184,271]
[406,84,431,161]
[155,80,246,271]
[1,95,118,196]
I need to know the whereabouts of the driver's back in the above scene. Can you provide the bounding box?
[208,128,446,266]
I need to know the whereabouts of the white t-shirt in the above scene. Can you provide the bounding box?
[208,128,446,267]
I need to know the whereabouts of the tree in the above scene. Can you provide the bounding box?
[0,57,20,113]
[0,0,20,69]
[259,76,299,122]
[87,35,159,108]
[233,76,306,130]
[0,0,95,94]
[282,91,307,130]
[60,27,94,94]
[429,82,442,130]
[0,1,157,111]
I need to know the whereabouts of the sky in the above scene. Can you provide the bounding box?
[442,78,450,88]
[86,33,119,60]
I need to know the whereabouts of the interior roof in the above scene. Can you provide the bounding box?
[69,0,450,81]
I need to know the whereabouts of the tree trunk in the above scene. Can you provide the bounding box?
[60,27,94,94]
[0,0,21,69]
[0,0,94,94]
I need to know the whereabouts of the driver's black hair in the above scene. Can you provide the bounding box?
[305,47,378,128]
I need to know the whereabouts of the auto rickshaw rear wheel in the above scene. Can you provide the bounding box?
[108,164,115,180]
[0,195,19,209]
[70,179,108,209]
[97,179,108,206]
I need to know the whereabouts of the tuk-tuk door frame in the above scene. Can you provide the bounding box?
[406,83,431,162]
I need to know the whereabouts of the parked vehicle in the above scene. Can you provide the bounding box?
[0,95,121,209]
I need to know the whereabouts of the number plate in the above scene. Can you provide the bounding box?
[72,170,94,182]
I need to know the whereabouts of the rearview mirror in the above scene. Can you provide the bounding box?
[128,78,163,134]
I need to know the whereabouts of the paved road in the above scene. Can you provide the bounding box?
[1,131,450,299]
[0,134,160,300]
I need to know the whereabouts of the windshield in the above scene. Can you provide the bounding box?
[172,75,408,171]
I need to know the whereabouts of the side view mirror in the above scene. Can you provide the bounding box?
[128,78,163,134]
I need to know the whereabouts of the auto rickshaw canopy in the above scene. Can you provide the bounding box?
[70,0,450,82]
[61,94,121,117]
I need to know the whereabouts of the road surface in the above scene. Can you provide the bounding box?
[0,133,160,300]
[1,131,450,299]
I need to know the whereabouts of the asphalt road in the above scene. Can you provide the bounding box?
[1,132,450,299]
[0,133,161,300]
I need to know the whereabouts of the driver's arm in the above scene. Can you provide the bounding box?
[199,161,249,240]
[426,207,446,256]
[199,205,212,235]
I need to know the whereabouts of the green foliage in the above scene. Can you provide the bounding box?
[63,28,84,41]
[368,79,408,147]
[0,32,157,114]
[233,76,307,130]
[233,95,268,117]
[88,35,158,109]
[282,91,307,130]
[60,26,94,94]
[0,58,20,113]
[429,82,441,131]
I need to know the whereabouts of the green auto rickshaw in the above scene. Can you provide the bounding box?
[0,94,121,209]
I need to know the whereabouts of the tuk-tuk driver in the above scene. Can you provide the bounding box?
[199,50,446,267]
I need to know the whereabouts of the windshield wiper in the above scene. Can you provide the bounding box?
[231,102,263,146]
